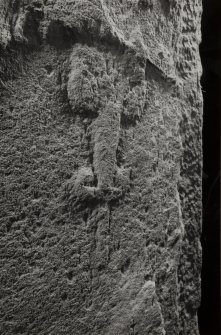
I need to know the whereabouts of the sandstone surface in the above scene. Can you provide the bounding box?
[0,1,203,334]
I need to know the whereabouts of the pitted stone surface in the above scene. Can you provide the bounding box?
[0,1,203,334]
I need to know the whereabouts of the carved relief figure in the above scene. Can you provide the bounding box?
[65,44,146,205]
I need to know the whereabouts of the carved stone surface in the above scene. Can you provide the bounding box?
[0,1,203,334]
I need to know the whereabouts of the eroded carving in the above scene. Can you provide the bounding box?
[62,44,147,206]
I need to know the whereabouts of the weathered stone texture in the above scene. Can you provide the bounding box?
[0,1,203,334]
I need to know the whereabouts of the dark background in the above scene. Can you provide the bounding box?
[198,0,221,334]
